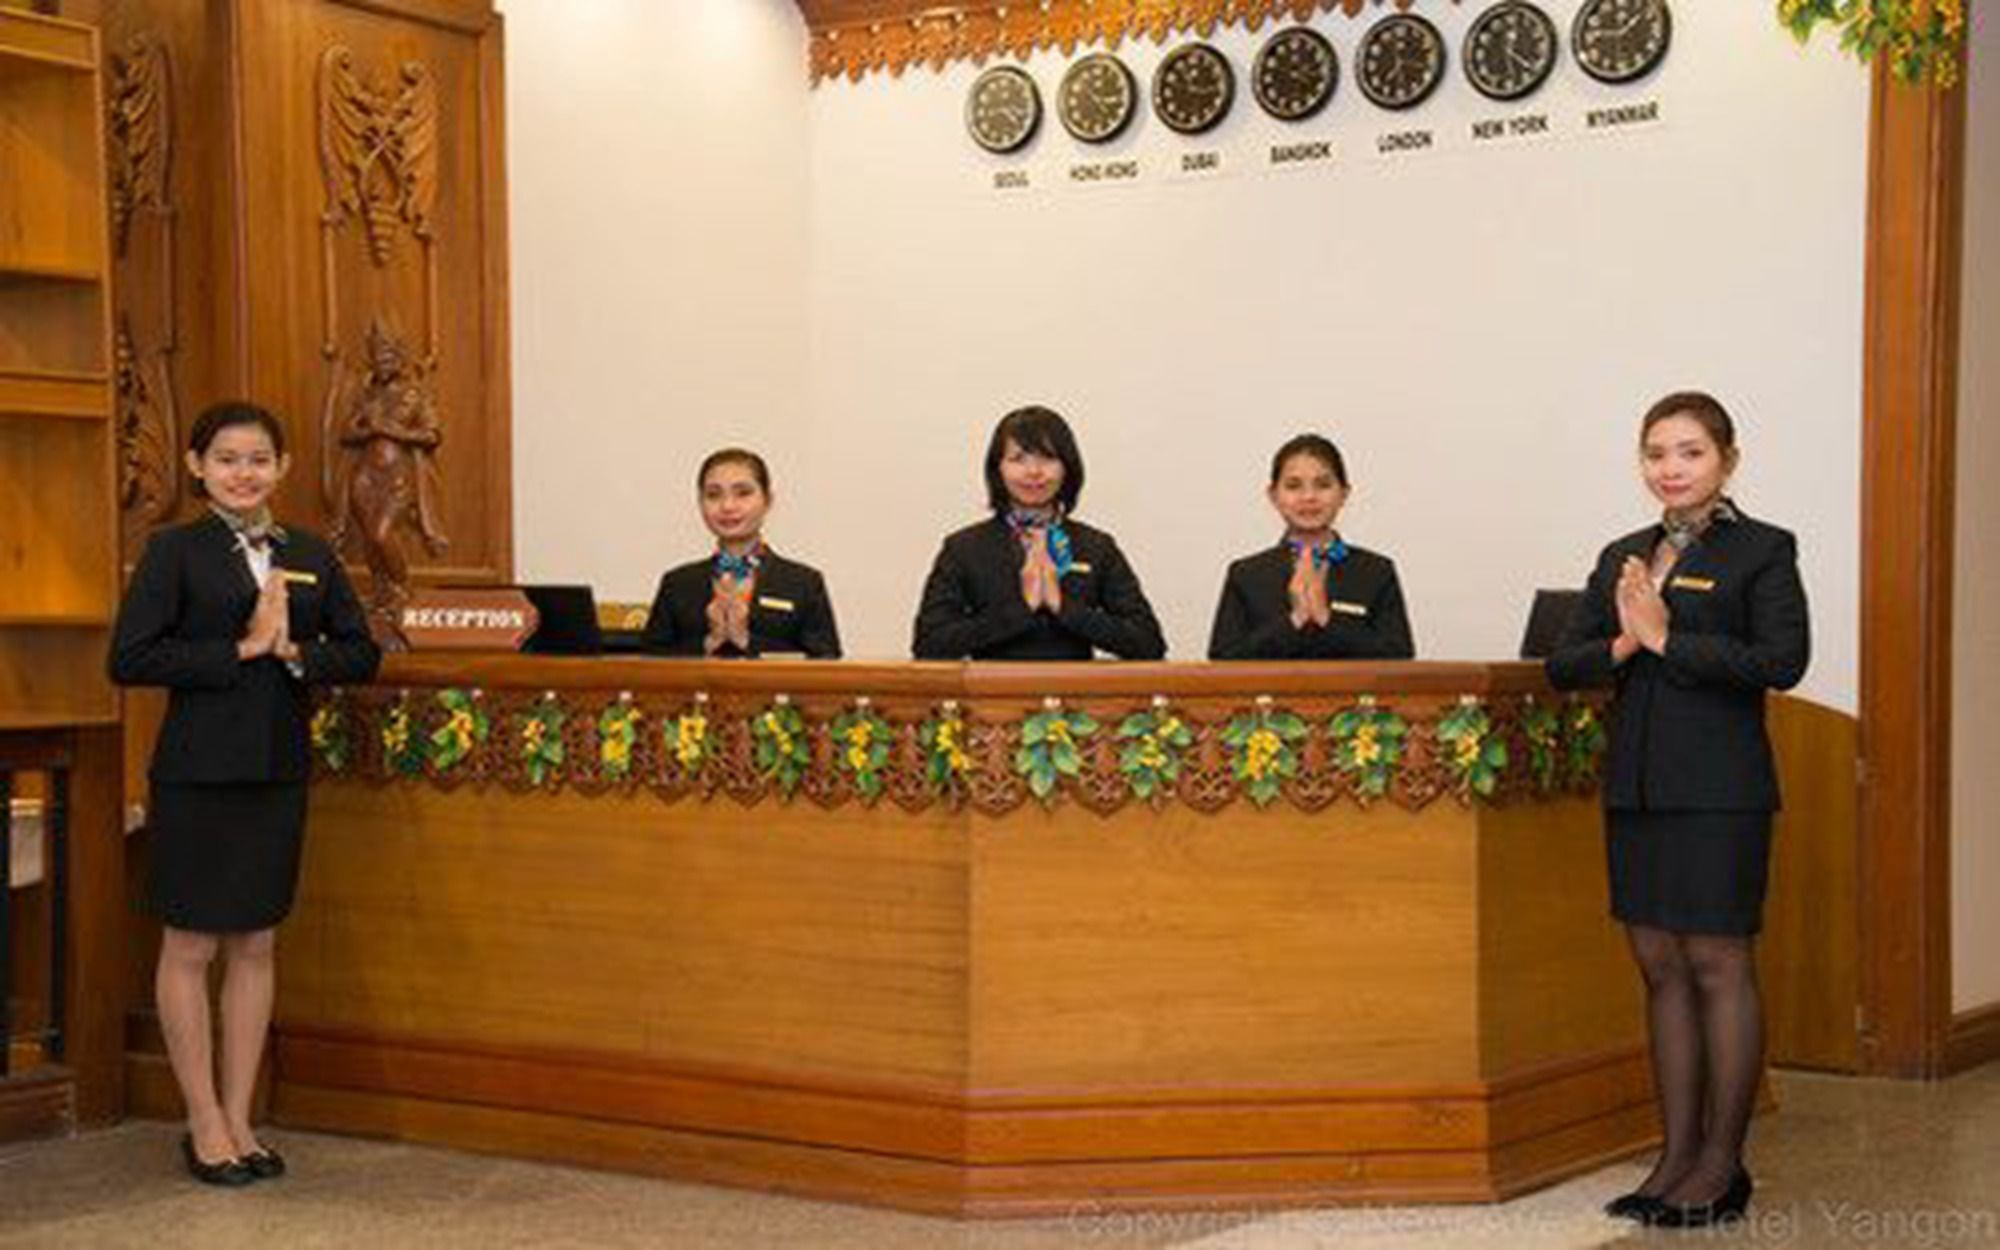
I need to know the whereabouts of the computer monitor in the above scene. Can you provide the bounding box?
[1519,589,1583,660]
[520,585,604,655]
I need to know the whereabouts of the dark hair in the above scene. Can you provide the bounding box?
[697,447,771,495]
[983,405,1084,513]
[187,402,287,498]
[1269,433,1349,489]
[1640,391,1738,459]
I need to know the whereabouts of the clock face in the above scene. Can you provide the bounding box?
[1252,26,1339,122]
[1152,42,1235,135]
[1464,1,1559,102]
[1059,54,1139,143]
[1357,14,1447,111]
[1572,0,1672,85]
[965,66,1042,154]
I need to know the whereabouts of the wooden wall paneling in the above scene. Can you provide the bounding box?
[1762,695,1862,1072]
[1859,65,1966,1078]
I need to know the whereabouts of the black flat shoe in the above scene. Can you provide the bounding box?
[1603,1190,1665,1220]
[1646,1167,1754,1229]
[180,1133,255,1188]
[242,1147,286,1180]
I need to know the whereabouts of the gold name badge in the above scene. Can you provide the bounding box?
[278,569,319,586]
[1328,600,1369,617]
[1067,561,1093,574]
[757,596,796,612]
[1669,576,1716,592]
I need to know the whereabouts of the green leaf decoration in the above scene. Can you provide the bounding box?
[1327,700,1407,801]
[426,688,491,774]
[1013,707,1099,805]
[1116,703,1195,801]
[597,698,643,783]
[1562,699,1609,790]
[380,693,425,778]
[919,707,973,794]
[1521,699,1562,795]
[1223,704,1309,807]
[661,699,712,783]
[519,695,567,788]
[1435,698,1506,800]
[310,694,351,774]
[751,699,811,796]
[831,704,894,802]
[1777,0,1965,88]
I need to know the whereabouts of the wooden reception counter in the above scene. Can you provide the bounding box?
[271,657,1647,1216]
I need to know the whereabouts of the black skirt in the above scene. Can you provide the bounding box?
[1605,809,1772,937]
[149,782,309,933]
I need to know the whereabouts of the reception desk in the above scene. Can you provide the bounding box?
[271,657,1647,1216]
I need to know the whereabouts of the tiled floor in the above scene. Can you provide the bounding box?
[2,1067,1997,1249]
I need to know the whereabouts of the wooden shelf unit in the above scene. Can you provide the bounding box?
[0,8,115,731]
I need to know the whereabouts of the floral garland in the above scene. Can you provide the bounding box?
[597,694,642,782]
[1222,698,1308,807]
[1015,698,1098,802]
[428,688,490,774]
[1328,696,1407,801]
[1116,697,1193,802]
[518,692,567,787]
[1435,696,1507,800]
[319,689,1610,814]
[1780,0,1966,88]
[661,693,712,783]
[752,696,811,796]
[920,701,973,796]
[830,698,893,802]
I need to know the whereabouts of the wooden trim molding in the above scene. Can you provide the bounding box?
[797,0,1454,85]
[1945,1004,2000,1077]
[1857,64,1966,1078]
[270,1023,1655,1214]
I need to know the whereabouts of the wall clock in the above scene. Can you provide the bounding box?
[965,66,1042,154]
[1357,14,1446,111]
[1252,26,1339,121]
[1464,1,1559,102]
[1572,0,1672,85]
[1152,42,1235,135]
[1059,53,1139,143]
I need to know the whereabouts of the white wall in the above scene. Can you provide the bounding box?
[499,1,1869,711]
[799,2,1868,697]
[1953,7,2000,1015]
[501,0,812,596]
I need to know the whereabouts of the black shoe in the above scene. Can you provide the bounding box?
[180,1133,255,1188]
[242,1147,287,1180]
[1603,1190,1665,1220]
[1647,1167,1754,1229]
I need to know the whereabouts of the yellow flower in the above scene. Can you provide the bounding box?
[523,718,546,749]
[1244,727,1281,781]
[846,722,873,746]
[1047,720,1073,747]
[311,707,336,747]
[846,745,869,770]
[1352,725,1381,766]
[1158,716,1183,740]
[1455,736,1482,769]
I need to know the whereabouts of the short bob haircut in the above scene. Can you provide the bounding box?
[983,405,1084,514]
[1268,433,1349,489]
[187,401,288,499]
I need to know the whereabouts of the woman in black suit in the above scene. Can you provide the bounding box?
[1208,434,1415,660]
[1547,392,1809,1229]
[912,406,1164,661]
[641,448,840,658]
[111,402,381,1186]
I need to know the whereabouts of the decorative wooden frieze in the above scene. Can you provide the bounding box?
[108,34,180,537]
[803,0,1451,85]
[313,685,1606,817]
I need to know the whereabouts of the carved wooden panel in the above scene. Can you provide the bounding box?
[107,31,177,540]
[794,0,1452,84]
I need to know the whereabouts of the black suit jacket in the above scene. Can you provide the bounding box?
[1545,511,1809,812]
[640,551,841,658]
[1207,543,1416,660]
[110,514,382,784]
[912,516,1166,660]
